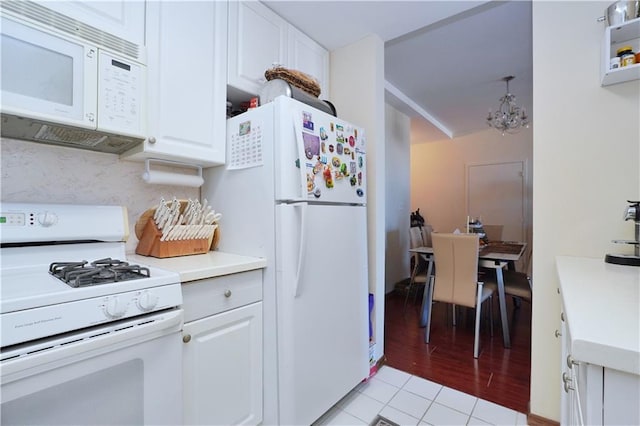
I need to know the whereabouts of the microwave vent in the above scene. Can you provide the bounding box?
[1,0,140,60]
[35,125,108,147]
[1,113,143,155]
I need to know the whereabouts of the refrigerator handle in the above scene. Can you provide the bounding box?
[293,112,308,201]
[293,203,307,297]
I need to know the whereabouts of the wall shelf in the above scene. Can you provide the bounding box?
[601,17,640,86]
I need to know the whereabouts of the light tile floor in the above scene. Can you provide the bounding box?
[314,366,528,426]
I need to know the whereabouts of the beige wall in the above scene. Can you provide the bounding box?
[531,1,639,420]
[385,105,411,292]
[331,34,387,364]
[410,126,533,245]
[0,138,199,252]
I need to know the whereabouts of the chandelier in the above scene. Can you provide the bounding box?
[486,76,530,135]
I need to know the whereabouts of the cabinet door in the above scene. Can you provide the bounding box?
[603,368,640,425]
[124,1,226,167]
[228,1,287,95]
[34,1,145,46]
[288,26,330,98]
[183,302,263,426]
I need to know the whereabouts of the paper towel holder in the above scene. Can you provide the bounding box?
[142,159,204,187]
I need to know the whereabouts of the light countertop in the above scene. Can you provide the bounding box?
[556,255,640,376]
[128,251,267,283]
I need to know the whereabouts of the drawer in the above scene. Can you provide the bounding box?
[182,269,262,323]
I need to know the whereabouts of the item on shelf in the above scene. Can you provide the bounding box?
[605,0,640,26]
[617,45,637,67]
[611,56,622,69]
[264,66,321,97]
[241,97,259,111]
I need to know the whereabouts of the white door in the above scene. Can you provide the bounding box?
[276,203,369,425]
[467,161,525,242]
[287,26,329,97]
[137,1,226,167]
[34,0,145,46]
[228,1,287,95]
[183,302,263,426]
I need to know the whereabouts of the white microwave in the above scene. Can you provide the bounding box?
[0,12,146,154]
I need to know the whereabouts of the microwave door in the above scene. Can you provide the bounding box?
[0,16,97,128]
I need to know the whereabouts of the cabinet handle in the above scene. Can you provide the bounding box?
[566,354,578,369]
[560,312,565,322]
[562,372,574,392]
[183,334,191,343]
[555,329,562,338]
[148,137,157,144]
[224,289,232,298]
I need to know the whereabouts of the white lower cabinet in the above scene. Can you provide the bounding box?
[182,270,263,425]
[560,310,640,425]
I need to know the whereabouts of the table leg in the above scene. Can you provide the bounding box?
[419,256,434,327]
[495,267,511,348]
[423,276,434,343]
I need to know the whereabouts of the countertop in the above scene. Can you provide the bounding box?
[556,255,640,376]
[128,251,267,283]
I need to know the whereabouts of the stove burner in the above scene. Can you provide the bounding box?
[49,258,151,288]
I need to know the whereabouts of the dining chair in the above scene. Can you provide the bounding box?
[492,247,532,306]
[425,233,494,358]
[483,224,504,242]
[405,226,429,310]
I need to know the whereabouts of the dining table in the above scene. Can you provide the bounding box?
[409,240,527,349]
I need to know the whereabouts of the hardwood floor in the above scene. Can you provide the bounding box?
[383,287,532,414]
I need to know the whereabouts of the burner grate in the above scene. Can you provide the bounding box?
[49,258,150,288]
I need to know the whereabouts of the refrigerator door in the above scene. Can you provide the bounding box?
[276,202,369,425]
[273,97,366,205]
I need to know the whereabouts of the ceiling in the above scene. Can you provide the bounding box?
[263,0,533,143]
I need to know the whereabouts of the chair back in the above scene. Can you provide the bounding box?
[409,227,424,249]
[422,224,433,247]
[431,233,480,308]
[483,224,503,242]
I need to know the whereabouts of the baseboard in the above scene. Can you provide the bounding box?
[526,413,559,426]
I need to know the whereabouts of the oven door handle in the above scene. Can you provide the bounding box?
[1,309,183,382]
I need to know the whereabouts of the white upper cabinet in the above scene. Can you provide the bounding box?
[33,1,145,47]
[121,1,227,167]
[228,1,288,96]
[228,1,329,98]
[288,25,329,98]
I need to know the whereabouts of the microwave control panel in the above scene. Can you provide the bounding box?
[98,51,145,136]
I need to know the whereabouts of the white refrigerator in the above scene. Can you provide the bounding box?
[203,96,369,425]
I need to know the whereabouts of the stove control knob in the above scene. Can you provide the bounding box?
[104,296,127,319]
[37,211,58,227]
[136,291,159,312]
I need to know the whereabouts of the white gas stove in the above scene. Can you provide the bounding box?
[0,202,182,348]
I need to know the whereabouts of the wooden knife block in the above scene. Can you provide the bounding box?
[135,218,212,258]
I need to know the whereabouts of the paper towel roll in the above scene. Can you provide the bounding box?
[142,170,204,187]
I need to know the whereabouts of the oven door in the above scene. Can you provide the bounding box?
[1,309,183,425]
